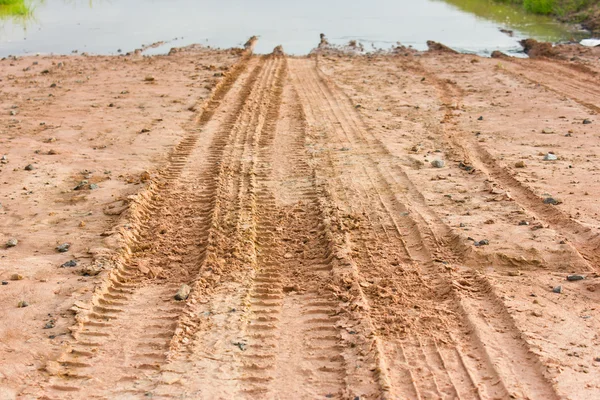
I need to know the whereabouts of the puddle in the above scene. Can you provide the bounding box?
[0,0,590,57]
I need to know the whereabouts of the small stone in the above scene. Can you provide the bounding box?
[10,274,23,281]
[61,260,78,268]
[233,341,247,351]
[74,180,89,190]
[459,223,466,228]
[17,300,29,308]
[477,116,483,121]
[79,221,86,228]
[6,238,18,248]
[24,164,34,171]
[9,110,16,116]
[543,197,561,205]
[531,310,543,317]
[514,161,526,168]
[508,270,522,276]
[144,76,155,82]
[80,264,102,276]
[518,220,529,226]
[552,285,563,294]
[431,159,445,168]
[458,162,474,172]
[567,275,585,281]
[175,284,191,301]
[340,147,351,151]
[56,243,70,253]
[283,253,293,259]
[89,183,99,190]
[44,320,55,329]
[543,153,558,161]
[541,128,554,134]
[484,219,495,225]
[582,119,591,125]
[1,281,8,285]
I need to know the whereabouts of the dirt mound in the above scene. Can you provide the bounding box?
[519,38,559,58]
[426,40,458,54]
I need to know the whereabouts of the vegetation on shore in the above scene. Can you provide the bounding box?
[496,0,600,32]
[0,0,32,19]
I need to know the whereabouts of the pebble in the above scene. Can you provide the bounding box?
[233,341,247,351]
[284,253,293,259]
[17,301,29,308]
[9,110,16,116]
[61,260,78,268]
[56,243,70,253]
[458,162,474,172]
[174,284,191,301]
[475,239,489,246]
[477,116,483,121]
[89,183,99,190]
[431,159,445,168]
[44,320,55,329]
[24,164,34,171]
[552,286,563,294]
[518,220,529,226]
[543,153,557,161]
[567,275,585,281]
[10,274,23,281]
[0,155,7,164]
[144,76,155,82]
[74,180,89,190]
[541,128,554,134]
[582,119,592,125]
[543,197,561,205]
[6,238,18,248]
[514,161,526,168]
[1,281,8,286]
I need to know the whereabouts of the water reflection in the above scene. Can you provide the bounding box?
[0,0,591,57]
[439,0,588,41]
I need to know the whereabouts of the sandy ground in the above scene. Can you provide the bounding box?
[0,39,599,399]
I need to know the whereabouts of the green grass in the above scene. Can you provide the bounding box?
[0,0,32,19]
[496,0,594,16]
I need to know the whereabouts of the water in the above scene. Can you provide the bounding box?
[0,0,590,57]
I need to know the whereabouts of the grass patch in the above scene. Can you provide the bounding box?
[496,0,594,16]
[0,0,31,17]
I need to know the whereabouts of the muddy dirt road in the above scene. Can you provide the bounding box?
[1,40,600,399]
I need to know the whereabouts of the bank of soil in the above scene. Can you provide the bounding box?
[1,39,599,399]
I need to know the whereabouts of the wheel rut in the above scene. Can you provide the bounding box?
[42,48,260,397]
[408,56,600,270]
[290,57,560,400]
[39,49,575,399]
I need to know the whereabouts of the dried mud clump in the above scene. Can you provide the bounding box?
[520,39,558,59]
[319,33,329,48]
[491,50,508,59]
[426,40,458,54]
[272,45,285,56]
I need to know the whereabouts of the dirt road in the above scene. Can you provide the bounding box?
[1,41,600,399]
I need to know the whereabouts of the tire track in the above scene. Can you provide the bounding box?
[408,56,600,270]
[290,57,560,400]
[41,47,261,397]
[497,57,600,114]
